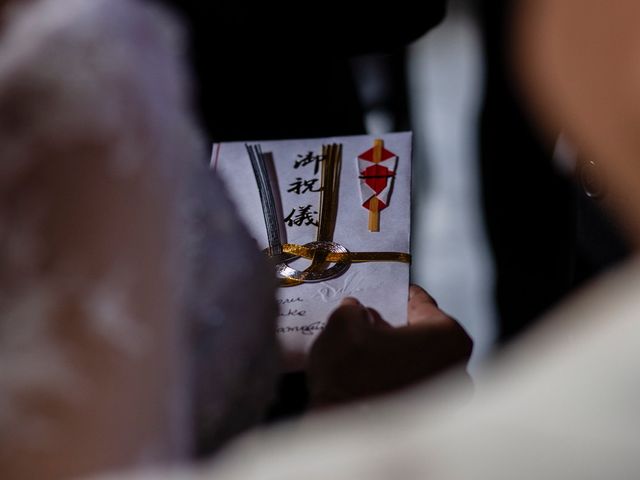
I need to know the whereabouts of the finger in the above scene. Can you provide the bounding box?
[341,297,361,307]
[409,284,438,306]
[408,285,443,326]
[316,300,371,351]
[408,289,450,327]
[366,307,392,328]
[325,299,369,331]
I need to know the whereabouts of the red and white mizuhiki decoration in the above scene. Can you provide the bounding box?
[358,139,398,232]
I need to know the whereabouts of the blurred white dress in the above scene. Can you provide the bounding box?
[0,0,277,478]
[108,256,640,480]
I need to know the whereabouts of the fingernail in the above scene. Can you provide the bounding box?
[408,284,438,306]
[341,297,361,306]
[409,284,420,300]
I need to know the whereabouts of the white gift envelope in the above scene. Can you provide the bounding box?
[212,132,412,370]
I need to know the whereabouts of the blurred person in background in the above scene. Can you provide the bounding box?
[126,0,640,477]
[0,0,470,478]
[477,0,631,344]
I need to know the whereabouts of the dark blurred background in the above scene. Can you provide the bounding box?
[160,0,631,373]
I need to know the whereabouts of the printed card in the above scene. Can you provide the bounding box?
[212,133,412,370]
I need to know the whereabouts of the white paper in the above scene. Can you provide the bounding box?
[212,133,412,370]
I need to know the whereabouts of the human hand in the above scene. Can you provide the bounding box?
[307,285,472,408]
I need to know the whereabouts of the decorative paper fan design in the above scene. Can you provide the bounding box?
[358,139,398,232]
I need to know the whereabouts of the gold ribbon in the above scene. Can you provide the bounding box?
[280,243,411,264]
[273,242,410,287]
